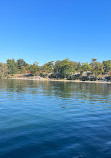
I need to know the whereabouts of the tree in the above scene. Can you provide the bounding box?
[7,59,18,75]
[17,59,27,70]
[61,59,75,78]
[76,62,82,71]
[43,61,54,73]
[20,66,26,74]
[54,59,75,79]
[81,62,91,71]
[90,59,104,76]
[92,58,97,62]
[103,60,111,73]
[0,63,8,78]
[54,60,62,78]
[29,63,40,76]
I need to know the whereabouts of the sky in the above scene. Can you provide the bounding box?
[0,0,111,65]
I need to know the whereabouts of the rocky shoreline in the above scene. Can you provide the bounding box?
[8,77,111,84]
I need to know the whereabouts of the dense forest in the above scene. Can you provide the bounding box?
[0,58,111,81]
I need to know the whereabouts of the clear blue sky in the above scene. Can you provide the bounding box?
[0,0,111,65]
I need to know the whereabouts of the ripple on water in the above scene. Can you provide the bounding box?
[0,80,111,158]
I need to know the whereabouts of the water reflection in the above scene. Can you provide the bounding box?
[0,79,111,158]
[0,79,111,105]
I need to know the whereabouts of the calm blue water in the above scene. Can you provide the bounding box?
[0,79,111,158]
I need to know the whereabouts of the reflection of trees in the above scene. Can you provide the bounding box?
[42,81,111,103]
[0,79,111,103]
[0,79,40,93]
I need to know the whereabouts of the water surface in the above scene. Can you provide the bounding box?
[0,79,111,158]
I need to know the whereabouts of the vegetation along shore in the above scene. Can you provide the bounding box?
[0,58,111,83]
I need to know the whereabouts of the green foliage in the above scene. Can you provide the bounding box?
[0,58,111,80]
[54,60,63,78]
[17,59,27,70]
[43,61,54,73]
[81,62,91,71]
[20,66,26,74]
[0,63,8,78]
[90,59,104,76]
[54,58,75,79]
[103,60,111,73]
[7,59,18,75]
[29,63,40,76]
[74,62,82,71]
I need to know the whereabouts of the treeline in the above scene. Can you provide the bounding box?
[0,58,111,81]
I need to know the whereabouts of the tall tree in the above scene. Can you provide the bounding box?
[54,59,75,79]
[90,59,104,76]
[29,62,40,76]
[7,59,18,75]
[20,66,26,74]
[0,63,8,78]
[43,61,54,73]
[17,59,27,70]
[81,62,91,71]
[103,60,111,73]
[54,60,62,78]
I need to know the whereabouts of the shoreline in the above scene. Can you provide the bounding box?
[7,77,111,84]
